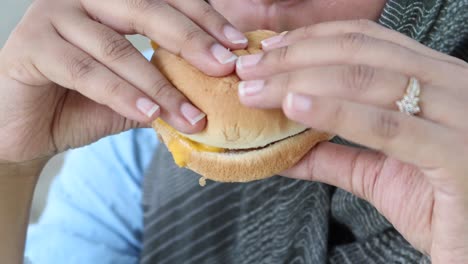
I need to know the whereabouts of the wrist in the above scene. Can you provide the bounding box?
[0,156,49,264]
[0,156,51,178]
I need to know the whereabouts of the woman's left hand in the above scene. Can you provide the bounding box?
[236,20,468,263]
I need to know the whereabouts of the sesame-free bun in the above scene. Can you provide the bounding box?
[151,30,331,182]
[152,30,310,149]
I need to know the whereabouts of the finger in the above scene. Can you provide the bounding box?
[165,0,248,47]
[262,20,466,67]
[32,32,160,123]
[281,142,400,206]
[52,12,205,133]
[81,0,238,76]
[281,141,436,250]
[239,66,408,108]
[238,65,468,130]
[237,34,465,89]
[282,93,462,170]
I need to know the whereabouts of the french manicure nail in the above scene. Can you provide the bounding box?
[181,102,206,125]
[211,43,238,64]
[286,93,313,112]
[261,32,286,48]
[238,80,265,97]
[137,98,160,118]
[224,25,248,44]
[237,53,263,70]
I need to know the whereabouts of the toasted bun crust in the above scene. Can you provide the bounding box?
[151,30,308,149]
[153,120,331,182]
[151,30,332,182]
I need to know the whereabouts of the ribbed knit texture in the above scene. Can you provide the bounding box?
[141,1,468,263]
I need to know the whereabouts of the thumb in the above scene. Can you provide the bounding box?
[281,142,411,203]
[282,142,433,252]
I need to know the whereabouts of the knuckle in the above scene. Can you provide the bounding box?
[99,31,136,61]
[461,65,468,78]
[9,18,43,47]
[343,65,376,93]
[326,103,345,131]
[104,80,125,98]
[300,24,316,38]
[148,78,174,99]
[66,55,97,82]
[180,27,207,53]
[362,153,386,201]
[199,4,217,19]
[183,26,205,46]
[9,23,31,43]
[275,45,290,64]
[349,149,384,201]
[199,5,225,33]
[304,150,318,181]
[348,149,365,197]
[338,33,369,54]
[6,58,37,83]
[350,19,376,33]
[372,111,400,140]
[126,0,166,33]
[127,0,164,12]
[281,73,292,91]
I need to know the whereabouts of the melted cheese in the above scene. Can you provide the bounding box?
[150,41,159,51]
[156,119,224,167]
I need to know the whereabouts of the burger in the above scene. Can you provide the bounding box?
[151,30,331,183]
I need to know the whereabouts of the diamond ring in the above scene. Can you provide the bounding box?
[396,77,421,116]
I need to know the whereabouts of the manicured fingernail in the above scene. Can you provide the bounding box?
[224,25,248,44]
[181,102,206,125]
[137,98,160,118]
[211,43,238,64]
[261,32,287,48]
[236,53,263,70]
[286,93,313,112]
[238,80,265,97]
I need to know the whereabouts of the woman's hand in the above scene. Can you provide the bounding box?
[0,0,246,164]
[236,20,468,263]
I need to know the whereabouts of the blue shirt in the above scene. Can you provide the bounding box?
[25,128,157,263]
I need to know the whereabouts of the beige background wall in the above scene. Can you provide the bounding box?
[2,0,150,222]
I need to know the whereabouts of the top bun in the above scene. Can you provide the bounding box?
[151,30,307,149]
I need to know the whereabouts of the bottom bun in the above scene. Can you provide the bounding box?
[153,120,331,182]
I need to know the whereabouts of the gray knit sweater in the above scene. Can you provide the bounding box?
[141,1,468,263]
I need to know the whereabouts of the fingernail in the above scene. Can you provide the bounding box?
[211,43,238,64]
[236,53,263,70]
[137,98,160,118]
[181,102,206,125]
[238,80,264,97]
[224,25,248,44]
[261,32,287,48]
[286,93,313,112]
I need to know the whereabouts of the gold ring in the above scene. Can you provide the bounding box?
[396,77,421,116]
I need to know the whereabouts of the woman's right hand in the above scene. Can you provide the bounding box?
[0,0,246,164]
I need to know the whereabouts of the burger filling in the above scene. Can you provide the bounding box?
[156,119,307,167]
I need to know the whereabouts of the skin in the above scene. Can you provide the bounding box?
[236,20,468,262]
[0,0,466,263]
